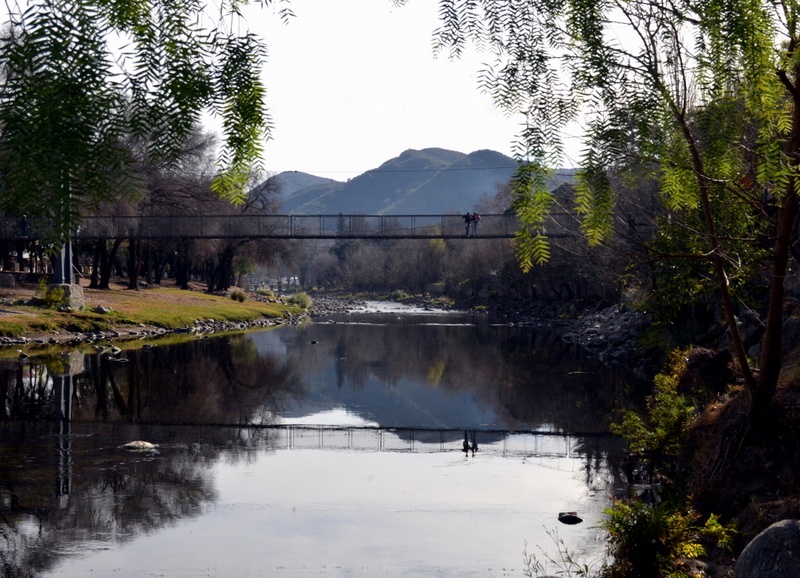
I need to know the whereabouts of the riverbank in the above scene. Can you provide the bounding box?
[0,279,308,351]
[0,283,652,379]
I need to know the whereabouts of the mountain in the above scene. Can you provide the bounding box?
[386,149,518,214]
[274,172,338,198]
[270,148,575,215]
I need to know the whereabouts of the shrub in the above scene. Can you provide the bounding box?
[389,289,411,301]
[611,350,695,491]
[286,292,312,309]
[36,277,69,309]
[256,288,275,299]
[601,500,734,578]
[604,349,736,578]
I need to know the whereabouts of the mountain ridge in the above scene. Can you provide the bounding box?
[270,147,575,215]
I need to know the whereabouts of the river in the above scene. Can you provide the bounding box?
[0,302,635,577]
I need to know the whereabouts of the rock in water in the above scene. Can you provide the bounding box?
[558,512,583,525]
[122,440,157,451]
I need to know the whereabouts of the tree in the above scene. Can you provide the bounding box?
[0,0,287,242]
[419,0,800,421]
[398,237,446,295]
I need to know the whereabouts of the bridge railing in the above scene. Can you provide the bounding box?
[0,212,582,240]
[266,425,613,459]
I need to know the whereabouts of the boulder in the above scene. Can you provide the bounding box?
[49,283,85,309]
[735,519,800,578]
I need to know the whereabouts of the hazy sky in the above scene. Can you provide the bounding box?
[239,0,535,179]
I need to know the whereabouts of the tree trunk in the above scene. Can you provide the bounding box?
[98,239,122,290]
[154,248,166,284]
[127,237,141,290]
[206,242,244,292]
[754,73,800,421]
[0,241,12,271]
[89,240,102,288]
[676,110,756,390]
[173,239,191,290]
[16,240,24,272]
[72,246,81,282]
[144,242,153,286]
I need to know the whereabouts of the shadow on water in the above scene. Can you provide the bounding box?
[0,313,638,577]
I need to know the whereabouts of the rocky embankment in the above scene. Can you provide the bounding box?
[562,305,652,371]
[307,295,368,317]
[0,315,301,348]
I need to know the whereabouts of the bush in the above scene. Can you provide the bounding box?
[604,349,735,578]
[601,500,734,578]
[286,292,312,309]
[611,350,695,491]
[230,289,247,302]
[36,277,69,309]
[389,289,411,301]
[256,288,275,299]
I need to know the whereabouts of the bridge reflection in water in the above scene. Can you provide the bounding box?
[246,425,617,460]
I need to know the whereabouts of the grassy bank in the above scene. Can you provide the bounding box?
[0,281,305,339]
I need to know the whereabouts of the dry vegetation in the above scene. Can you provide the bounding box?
[686,382,800,549]
[676,349,800,553]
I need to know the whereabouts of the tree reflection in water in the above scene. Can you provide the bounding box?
[0,335,303,426]
[281,315,641,433]
[0,334,302,577]
[0,315,637,577]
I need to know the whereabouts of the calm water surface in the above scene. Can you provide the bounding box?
[0,304,633,577]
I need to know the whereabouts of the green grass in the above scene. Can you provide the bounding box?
[0,286,302,339]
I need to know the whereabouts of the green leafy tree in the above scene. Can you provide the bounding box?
[0,0,289,241]
[416,0,800,421]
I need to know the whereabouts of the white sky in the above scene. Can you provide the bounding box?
[1,0,582,180]
[235,0,535,180]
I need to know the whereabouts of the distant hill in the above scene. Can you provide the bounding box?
[274,172,338,198]
[268,148,576,215]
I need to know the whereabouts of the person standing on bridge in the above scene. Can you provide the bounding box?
[463,213,472,236]
[472,213,481,237]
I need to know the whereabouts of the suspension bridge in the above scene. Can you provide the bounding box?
[0,212,581,241]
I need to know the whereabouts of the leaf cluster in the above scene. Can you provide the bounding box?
[0,0,279,240]
[429,0,792,286]
[35,276,69,309]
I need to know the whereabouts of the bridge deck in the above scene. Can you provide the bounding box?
[0,213,581,240]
